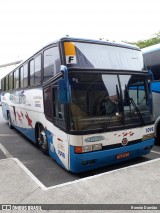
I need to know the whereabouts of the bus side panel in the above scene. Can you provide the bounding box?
[69,139,154,173]
[2,89,70,171]
[47,128,69,171]
[151,81,160,120]
[12,124,36,143]
[9,106,36,143]
[2,103,9,120]
[2,88,44,143]
[1,92,10,120]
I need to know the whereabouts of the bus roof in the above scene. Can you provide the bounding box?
[142,43,160,75]
[22,37,140,65]
[142,43,160,54]
[1,37,141,79]
[58,37,140,51]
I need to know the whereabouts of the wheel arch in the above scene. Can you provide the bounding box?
[35,122,44,145]
[35,122,49,155]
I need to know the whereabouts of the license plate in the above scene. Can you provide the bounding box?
[116,152,130,160]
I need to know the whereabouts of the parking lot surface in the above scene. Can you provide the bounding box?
[0,106,160,212]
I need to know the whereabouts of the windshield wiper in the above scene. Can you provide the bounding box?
[101,85,121,132]
[128,97,145,124]
[124,84,144,124]
[101,107,118,132]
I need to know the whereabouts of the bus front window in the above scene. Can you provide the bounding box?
[69,72,153,132]
[120,75,153,125]
[69,73,123,131]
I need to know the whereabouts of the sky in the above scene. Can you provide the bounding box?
[0,0,160,66]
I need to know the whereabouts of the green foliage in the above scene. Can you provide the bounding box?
[124,31,160,49]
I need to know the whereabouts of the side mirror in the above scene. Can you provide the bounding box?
[58,79,70,104]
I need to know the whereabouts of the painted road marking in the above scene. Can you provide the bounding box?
[0,143,13,158]
[0,134,21,137]
[151,150,160,155]
[1,157,160,191]
[13,158,46,190]
[45,158,160,191]
[0,142,160,191]
[0,142,46,190]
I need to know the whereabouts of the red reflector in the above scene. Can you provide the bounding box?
[75,146,82,153]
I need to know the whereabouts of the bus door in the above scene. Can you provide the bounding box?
[50,85,69,170]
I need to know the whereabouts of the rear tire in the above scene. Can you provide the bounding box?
[8,112,13,129]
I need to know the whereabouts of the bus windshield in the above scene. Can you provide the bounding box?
[69,72,153,131]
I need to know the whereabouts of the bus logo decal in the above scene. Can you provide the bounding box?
[25,112,33,128]
[85,136,105,143]
[146,127,154,133]
[58,150,65,158]
[122,138,128,146]
[66,55,77,64]
[64,42,77,64]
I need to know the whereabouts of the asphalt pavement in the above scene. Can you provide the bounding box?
[0,106,160,212]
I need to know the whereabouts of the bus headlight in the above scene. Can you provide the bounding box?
[92,143,102,151]
[74,144,102,153]
[82,145,92,153]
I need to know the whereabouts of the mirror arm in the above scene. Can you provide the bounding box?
[60,65,68,81]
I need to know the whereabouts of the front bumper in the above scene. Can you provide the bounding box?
[69,139,154,173]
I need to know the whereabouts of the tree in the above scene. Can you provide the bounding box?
[124,31,160,49]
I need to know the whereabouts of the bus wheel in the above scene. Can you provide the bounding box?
[38,125,49,155]
[8,112,13,129]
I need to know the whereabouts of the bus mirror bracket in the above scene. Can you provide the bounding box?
[58,66,70,104]
[148,70,154,81]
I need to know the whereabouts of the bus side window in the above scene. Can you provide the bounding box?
[6,76,8,91]
[13,71,15,89]
[35,55,41,85]
[44,85,53,120]
[53,87,65,129]
[1,78,5,91]
[23,63,28,88]
[30,59,35,86]
[14,69,19,89]
[30,55,41,86]
[20,66,24,88]
[9,73,13,90]
[43,46,60,83]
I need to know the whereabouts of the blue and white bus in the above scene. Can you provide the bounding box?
[1,37,154,173]
[143,44,160,144]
